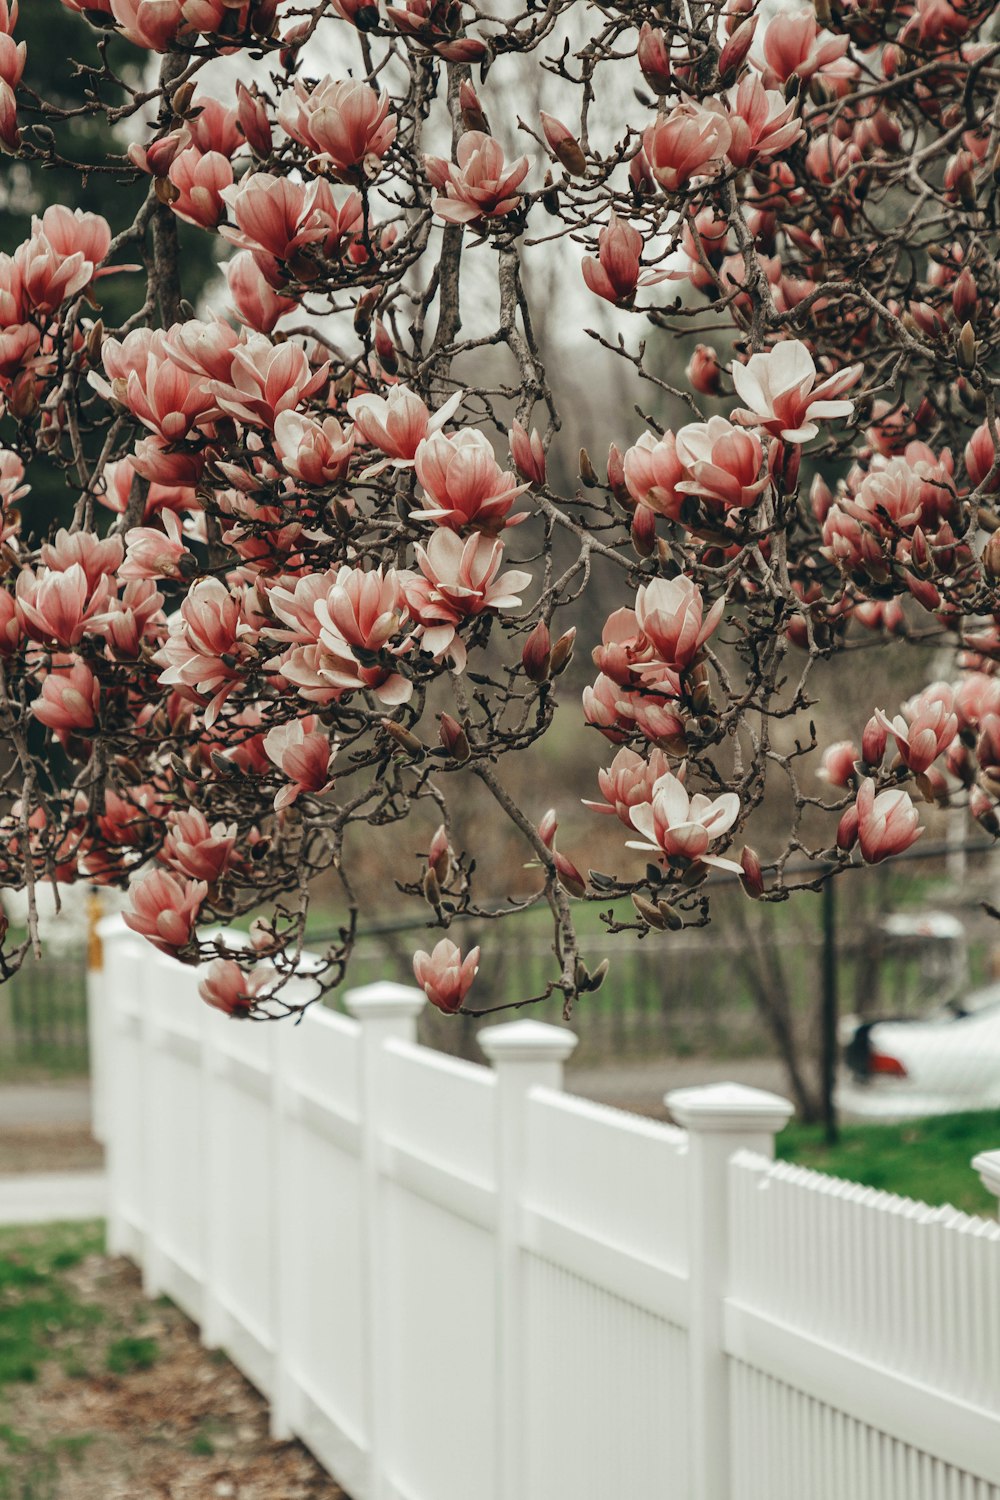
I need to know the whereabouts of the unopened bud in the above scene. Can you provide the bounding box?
[958,320,977,371]
[836,805,859,852]
[952,267,978,324]
[631,502,656,557]
[439,713,470,763]
[862,714,888,767]
[739,846,764,899]
[382,719,425,757]
[549,627,576,677]
[353,288,378,338]
[459,79,489,135]
[579,447,599,487]
[521,620,551,682]
[539,111,588,177]
[555,850,588,899]
[537,808,558,848]
[656,899,684,930]
[374,320,398,375]
[982,529,1000,580]
[632,893,667,929]
[427,824,452,885]
[607,443,630,505]
[718,15,757,81]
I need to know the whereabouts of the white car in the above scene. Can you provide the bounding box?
[839,982,1000,1119]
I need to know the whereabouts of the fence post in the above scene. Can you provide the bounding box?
[666,1082,794,1500]
[479,1019,578,1500]
[344,980,426,1500]
[85,888,107,1144]
[972,1150,1000,1217]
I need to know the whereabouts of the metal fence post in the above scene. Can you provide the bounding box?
[666,1082,794,1500]
[479,1019,578,1500]
[344,981,425,1500]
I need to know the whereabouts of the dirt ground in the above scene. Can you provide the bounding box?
[0,1223,349,1500]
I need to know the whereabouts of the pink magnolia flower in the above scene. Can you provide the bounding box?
[425,131,529,225]
[581,215,680,306]
[675,416,768,511]
[583,746,673,826]
[403,530,532,670]
[16,208,113,314]
[92,578,165,657]
[273,410,355,485]
[213,333,328,430]
[412,937,480,1013]
[227,251,297,334]
[817,740,859,788]
[759,10,850,85]
[642,101,732,193]
[0,30,26,91]
[347,385,462,468]
[626,771,742,871]
[168,147,234,229]
[725,76,803,170]
[634,576,725,673]
[876,694,958,775]
[109,0,185,51]
[220,174,349,264]
[263,718,336,810]
[155,577,252,723]
[15,564,112,648]
[273,565,413,706]
[623,430,685,521]
[112,342,218,444]
[161,808,238,883]
[31,660,100,737]
[731,340,862,443]
[198,958,272,1017]
[40,529,124,590]
[236,82,272,157]
[278,77,397,179]
[124,868,207,955]
[165,316,240,384]
[120,509,192,582]
[413,428,527,531]
[848,778,923,864]
[510,421,546,485]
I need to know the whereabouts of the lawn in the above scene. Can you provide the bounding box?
[778,1109,1000,1217]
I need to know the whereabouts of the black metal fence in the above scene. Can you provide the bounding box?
[0,945,89,1075]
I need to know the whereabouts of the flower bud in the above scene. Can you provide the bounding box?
[460,80,489,135]
[952,267,978,325]
[607,444,631,505]
[549,627,576,677]
[382,719,425,757]
[632,893,667,929]
[637,22,673,94]
[427,824,453,885]
[539,112,588,178]
[982,529,1000,580]
[439,713,470,763]
[861,714,888,768]
[718,15,757,82]
[958,321,977,371]
[579,447,599,487]
[739,845,765,898]
[555,850,588,898]
[510,420,546,485]
[374,319,398,376]
[686,344,722,396]
[521,620,551,682]
[631,503,657,558]
[537,808,558,848]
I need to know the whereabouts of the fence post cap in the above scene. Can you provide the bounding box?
[972,1149,1000,1201]
[479,1018,578,1064]
[343,981,426,1019]
[666,1081,794,1135]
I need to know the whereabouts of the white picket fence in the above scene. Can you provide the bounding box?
[95,918,1000,1500]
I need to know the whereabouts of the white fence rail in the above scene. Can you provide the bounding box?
[96,919,1000,1500]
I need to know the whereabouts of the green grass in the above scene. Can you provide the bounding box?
[104,1336,158,1375]
[778,1110,1000,1217]
[0,1223,104,1388]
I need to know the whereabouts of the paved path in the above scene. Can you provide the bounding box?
[0,1081,92,1128]
[567,1056,790,1116]
[0,1170,107,1226]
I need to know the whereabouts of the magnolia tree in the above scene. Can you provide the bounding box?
[0,0,996,1020]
